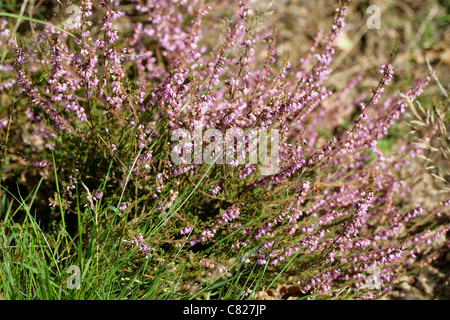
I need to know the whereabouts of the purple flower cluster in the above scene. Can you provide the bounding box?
[133,233,152,258]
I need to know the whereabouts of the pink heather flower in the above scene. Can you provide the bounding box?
[406,76,431,101]
[139,244,152,258]
[119,202,130,211]
[218,206,241,225]
[133,233,151,258]
[211,185,221,195]
[13,44,26,65]
[380,64,394,85]
[1,0,445,299]
[257,259,267,265]
[180,226,192,235]
[134,233,144,247]
[94,191,104,200]
[200,230,215,242]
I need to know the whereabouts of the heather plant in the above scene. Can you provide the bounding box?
[0,0,448,300]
